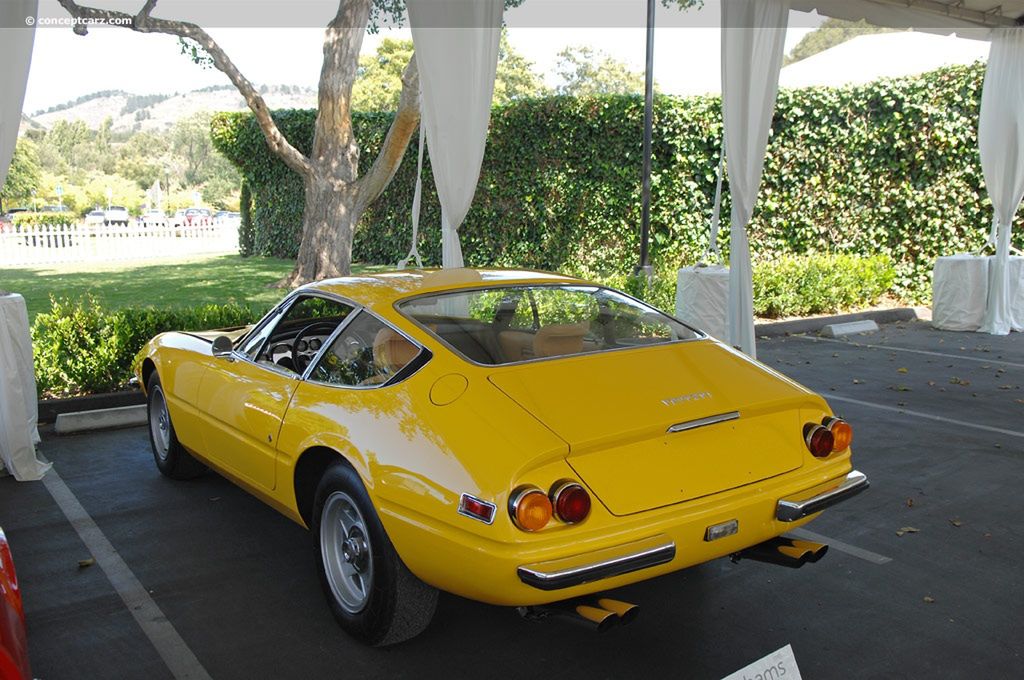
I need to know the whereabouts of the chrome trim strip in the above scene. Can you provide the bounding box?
[776,470,870,522]
[517,536,676,591]
[667,410,739,434]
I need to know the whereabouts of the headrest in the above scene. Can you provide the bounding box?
[533,322,589,358]
[373,328,419,373]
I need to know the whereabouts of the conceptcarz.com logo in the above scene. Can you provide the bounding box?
[660,391,712,407]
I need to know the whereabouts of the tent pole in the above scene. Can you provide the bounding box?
[637,0,655,277]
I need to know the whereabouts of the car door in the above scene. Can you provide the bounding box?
[195,294,354,491]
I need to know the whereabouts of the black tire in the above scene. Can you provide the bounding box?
[312,462,438,646]
[146,373,206,480]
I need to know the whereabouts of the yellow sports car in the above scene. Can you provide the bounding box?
[135,268,868,645]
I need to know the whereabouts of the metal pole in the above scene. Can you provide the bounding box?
[637,0,655,277]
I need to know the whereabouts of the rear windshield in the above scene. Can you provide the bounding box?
[397,285,702,366]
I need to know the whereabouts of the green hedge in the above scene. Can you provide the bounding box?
[212,62,1021,301]
[13,212,76,227]
[32,298,266,398]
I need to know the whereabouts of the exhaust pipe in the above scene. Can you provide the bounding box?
[732,536,828,569]
[518,597,639,631]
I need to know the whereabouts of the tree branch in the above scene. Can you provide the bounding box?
[57,0,312,178]
[355,55,421,208]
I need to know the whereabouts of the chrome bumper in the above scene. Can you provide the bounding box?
[776,470,869,522]
[517,535,676,591]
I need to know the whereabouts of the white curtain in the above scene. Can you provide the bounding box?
[978,28,1024,335]
[0,295,50,481]
[0,0,37,190]
[407,0,503,268]
[721,0,790,358]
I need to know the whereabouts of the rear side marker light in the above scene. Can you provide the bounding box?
[550,481,591,524]
[509,486,552,532]
[458,494,496,524]
[822,416,853,452]
[803,423,834,458]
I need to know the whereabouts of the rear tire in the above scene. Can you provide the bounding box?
[146,373,206,480]
[312,462,438,646]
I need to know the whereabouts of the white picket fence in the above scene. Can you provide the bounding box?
[0,221,239,267]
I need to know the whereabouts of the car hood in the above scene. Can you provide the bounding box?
[487,340,818,515]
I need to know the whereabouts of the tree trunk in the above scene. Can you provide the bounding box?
[287,175,362,286]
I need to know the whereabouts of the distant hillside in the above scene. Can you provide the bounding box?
[29,84,317,132]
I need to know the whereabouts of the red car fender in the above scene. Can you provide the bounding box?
[0,529,30,680]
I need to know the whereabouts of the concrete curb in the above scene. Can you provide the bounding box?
[754,307,920,338]
[39,390,145,424]
[54,404,147,435]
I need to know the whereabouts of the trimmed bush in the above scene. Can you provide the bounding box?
[213,62,1023,302]
[13,212,76,228]
[32,297,267,398]
[578,253,895,319]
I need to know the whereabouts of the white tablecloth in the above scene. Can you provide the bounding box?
[932,255,989,331]
[0,293,50,481]
[676,265,729,341]
[1008,255,1023,332]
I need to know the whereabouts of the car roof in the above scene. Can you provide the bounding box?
[302,268,586,310]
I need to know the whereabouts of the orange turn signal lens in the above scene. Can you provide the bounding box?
[509,486,552,532]
[823,417,853,452]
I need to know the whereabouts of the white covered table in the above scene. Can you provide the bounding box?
[1006,255,1023,332]
[0,293,50,481]
[932,254,990,331]
[676,264,729,341]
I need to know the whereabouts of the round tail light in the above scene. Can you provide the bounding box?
[823,417,853,451]
[550,481,591,524]
[803,423,834,458]
[509,486,552,531]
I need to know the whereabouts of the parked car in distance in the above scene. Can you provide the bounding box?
[185,208,211,226]
[84,210,106,227]
[142,209,166,227]
[171,209,188,228]
[0,527,32,680]
[104,206,130,226]
[136,268,868,646]
[39,205,68,213]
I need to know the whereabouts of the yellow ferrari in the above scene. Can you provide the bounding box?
[135,268,868,645]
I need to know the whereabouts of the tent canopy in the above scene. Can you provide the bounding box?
[793,0,1024,31]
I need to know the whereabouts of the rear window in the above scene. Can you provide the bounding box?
[397,285,701,366]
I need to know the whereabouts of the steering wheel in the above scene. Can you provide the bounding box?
[291,322,338,373]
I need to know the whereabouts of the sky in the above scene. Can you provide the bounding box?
[21,0,823,115]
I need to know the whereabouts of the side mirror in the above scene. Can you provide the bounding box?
[212,335,234,358]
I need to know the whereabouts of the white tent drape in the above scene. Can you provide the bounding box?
[977,28,1024,335]
[0,0,37,190]
[721,0,790,358]
[407,0,503,268]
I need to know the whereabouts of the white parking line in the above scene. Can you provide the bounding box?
[827,394,1024,439]
[42,468,213,680]
[790,334,1024,370]
[788,527,892,565]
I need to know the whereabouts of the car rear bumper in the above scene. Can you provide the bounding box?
[776,470,869,522]
[516,535,676,591]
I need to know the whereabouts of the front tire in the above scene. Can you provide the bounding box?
[312,463,437,646]
[146,373,206,480]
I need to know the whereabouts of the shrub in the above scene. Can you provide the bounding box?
[32,297,267,398]
[12,211,76,228]
[575,253,894,319]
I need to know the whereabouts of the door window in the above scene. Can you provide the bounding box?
[249,294,354,374]
[309,312,424,387]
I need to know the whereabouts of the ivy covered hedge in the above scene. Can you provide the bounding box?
[213,62,1019,300]
[32,298,266,398]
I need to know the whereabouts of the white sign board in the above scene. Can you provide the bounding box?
[721,644,802,680]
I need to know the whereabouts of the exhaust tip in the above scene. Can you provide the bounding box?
[575,604,621,632]
[596,598,640,625]
[734,536,829,569]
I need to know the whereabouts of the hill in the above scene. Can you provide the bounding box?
[29,84,317,132]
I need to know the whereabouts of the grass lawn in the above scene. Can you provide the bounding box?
[2,254,387,321]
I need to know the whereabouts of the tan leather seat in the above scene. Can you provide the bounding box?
[533,323,589,358]
[373,328,419,374]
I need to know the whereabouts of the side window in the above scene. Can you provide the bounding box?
[247,294,354,374]
[310,312,422,387]
[239,306,285,359]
